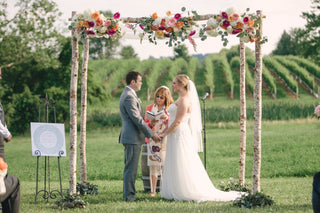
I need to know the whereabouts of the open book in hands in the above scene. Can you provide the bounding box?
[146,110,165,121]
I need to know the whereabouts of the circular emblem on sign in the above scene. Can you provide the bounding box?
[33,125,63,155]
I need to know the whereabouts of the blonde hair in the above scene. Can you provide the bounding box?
[153,86,174,109]
[175,74,190,91]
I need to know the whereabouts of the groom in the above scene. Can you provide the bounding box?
[119,71,160,202]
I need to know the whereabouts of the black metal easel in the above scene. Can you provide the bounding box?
[34,94,63,204]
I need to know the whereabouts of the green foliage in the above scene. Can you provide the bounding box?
[219,177,251,192]
[120,45,138,59]
[173,44,190,61]
[233,192,275,208]
[272,30,297,56]
[54,194,86,209]
[76,182,99,195]
[10,87,39,134]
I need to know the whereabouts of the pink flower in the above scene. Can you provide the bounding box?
[222,20,230,27]
[246,26,254,32]
[243,16,249,23]
[174,13,181,20]
[232,13,239,21]
[189,30,196,36]
[104,20,112,27]
[113,12,120,19]
[221,12,228,19]
[168,17,177,26]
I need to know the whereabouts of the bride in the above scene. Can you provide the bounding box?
[159,74,245,202]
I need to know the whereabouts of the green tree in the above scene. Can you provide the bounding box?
[272,30,297,55]
[297,0,320,61]
[119,45,138,59]
[173,44,190,61]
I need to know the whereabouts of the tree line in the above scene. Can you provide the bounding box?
[0,0,319,134]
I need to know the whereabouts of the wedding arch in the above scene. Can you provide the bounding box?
[68,7,266,195]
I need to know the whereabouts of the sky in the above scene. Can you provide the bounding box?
[8,0,313,60]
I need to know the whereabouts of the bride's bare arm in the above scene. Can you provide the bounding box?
[161,98,189,137]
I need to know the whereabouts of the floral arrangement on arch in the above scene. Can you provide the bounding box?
[130,7,199,50]
[199,7,268,46]
[69,9,123,41]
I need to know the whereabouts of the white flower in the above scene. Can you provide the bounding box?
[240,35,250,43]
[227,26,233,34]
[207,18,219,28]
[153,17,162,26]
[98,26,108,33]
[207,29,219,37]
[83,9,95,21]
[226,7,239,16]
[230,21,237,27]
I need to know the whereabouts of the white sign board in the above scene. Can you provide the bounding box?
[30,122,66,157]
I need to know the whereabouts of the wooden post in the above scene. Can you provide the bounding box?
[80,36,89,185]
[239,40,247,185]
[69,11,79,195]
[252,10,263,194]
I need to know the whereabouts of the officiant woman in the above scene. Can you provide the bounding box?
[144,86,173,197]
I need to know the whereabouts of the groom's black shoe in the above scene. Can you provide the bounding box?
[125,198,136,202]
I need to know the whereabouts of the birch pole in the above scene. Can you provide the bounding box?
[69,11,79,195]
[80,36,89,185]
[252,10,263,194]
[239,41,246,185]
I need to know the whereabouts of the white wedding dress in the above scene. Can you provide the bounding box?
[160,104,244,202]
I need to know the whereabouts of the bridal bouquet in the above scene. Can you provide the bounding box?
[70,9,124,41]
[315,102,320,118]
[0,157,7,195]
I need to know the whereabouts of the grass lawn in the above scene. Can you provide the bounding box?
[4,118,320,212]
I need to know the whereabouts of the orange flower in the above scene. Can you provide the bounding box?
[228,15,233,22]
[78,21,84,27]
[91,11,100,20]
[152,12,158,20]
[236,22,243,29]
[166,27,173,33]
[189,16,193,20]
[113,23,119,31]
[175,21,184,29]
[221,25,227,30]
[166,11,172,16]
[84,21,90,28]
[216,16,222,22]
[248,20,255,26]
[151,25,158,31]
[161,18,166,26]
[156,30,164,36]
[96,18,103,26]
[250,37,257,42]
[0,158,8,170]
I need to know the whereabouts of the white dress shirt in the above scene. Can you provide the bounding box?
[0,122,10,139]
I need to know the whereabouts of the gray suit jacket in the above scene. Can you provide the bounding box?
[119,87,154,145]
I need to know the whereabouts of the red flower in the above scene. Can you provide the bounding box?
[113,12,120,19]
[221,12,228,19]
[107,29,116,35]
[222,20,230,27]
[174,13,181,20]
[189,30,196,36]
